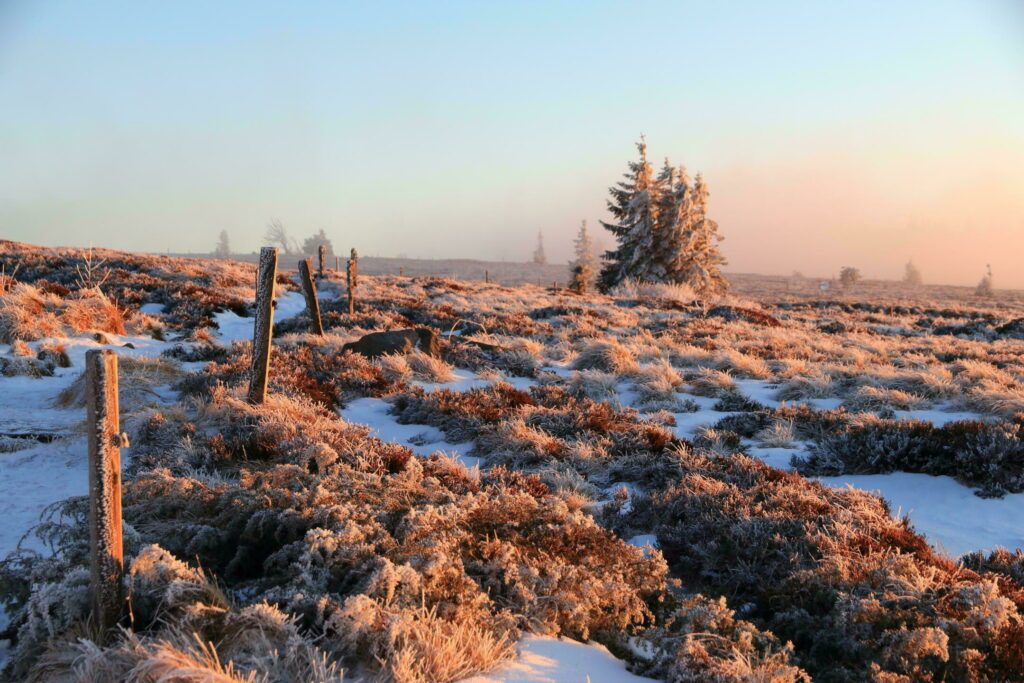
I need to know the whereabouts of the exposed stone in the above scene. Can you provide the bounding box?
[342,327,441,358]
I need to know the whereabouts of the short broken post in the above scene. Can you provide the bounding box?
[248,246,278,404]
[86,349,125,640]
[298,257,324,336]
[318,244,326,279]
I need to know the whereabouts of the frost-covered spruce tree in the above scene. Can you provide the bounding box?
[656,162,689,281]
[673,172,727,295]
[600,139,659,291]
[571,220,598,290]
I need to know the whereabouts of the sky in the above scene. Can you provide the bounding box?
[1,1,1022,286]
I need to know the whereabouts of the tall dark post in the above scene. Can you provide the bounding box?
[248,247,278,404]
[298,258,324,336]
[346,258,356,315]
[317,244,326,279]
[86,349,125,640]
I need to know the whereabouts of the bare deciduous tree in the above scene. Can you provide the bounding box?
[264,218,297,254]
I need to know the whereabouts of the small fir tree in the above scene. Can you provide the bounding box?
[533,231,547,265]
[570,262,593,294]
[571,220,598,290]
[214,230,231,258]
[903,260,923,287]
[976,264,994,297]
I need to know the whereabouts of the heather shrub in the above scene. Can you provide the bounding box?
[607,450,1024,681]
[796,415,1024,496]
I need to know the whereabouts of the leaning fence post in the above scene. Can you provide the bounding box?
[298,258,324,336]
[248,246,278,404]
[86,349,125,640]
[318,245,326,279]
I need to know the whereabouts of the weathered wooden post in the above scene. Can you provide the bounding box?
[317,245,326,279]
[298,258,324,336]
[346,258,356,315]
[349,248,359,288]
[86,349,126,639]
[248,247,278,404]
[485,270,489,284]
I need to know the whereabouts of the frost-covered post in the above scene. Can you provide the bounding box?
[86,349,126,639]
[298,258,324,336]
[349,248,359,288]
[346,257,356,315]
[317,244,326,279]
[248,247,278,404]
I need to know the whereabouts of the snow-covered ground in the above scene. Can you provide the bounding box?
[460,636,657,683]
[341,396,479,468]
[212,289,307,345]
[818,472,1024,557]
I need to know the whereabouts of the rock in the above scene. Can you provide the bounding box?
[706,305,782,327]
[342,328,441,359]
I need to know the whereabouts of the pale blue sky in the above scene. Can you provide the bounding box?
[1,1,1022,285]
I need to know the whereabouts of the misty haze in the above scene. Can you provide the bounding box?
[1,2,1024,682]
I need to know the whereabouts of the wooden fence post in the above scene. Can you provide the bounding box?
[298,258,324,336]
[317,245,326,279]
[86,349,125,639]
[248,247,278,404]
[350,248,359,288]
[485,270,489,284]
[346,258,356,315]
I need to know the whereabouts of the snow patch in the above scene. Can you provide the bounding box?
[340,397,479,467]
[459,635,657,683]
[818,472,1024,557]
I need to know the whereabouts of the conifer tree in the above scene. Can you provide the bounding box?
[533,231,547,265]
[214,230,231,258]
[571,220,598,290]
[903,260,923,287]
[600,139,658,291]
[976,264,994,297]
[674,173,727,294]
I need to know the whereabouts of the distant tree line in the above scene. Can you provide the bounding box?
[212,221,335,257]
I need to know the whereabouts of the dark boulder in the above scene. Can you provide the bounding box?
[706,305,782,327]
[342,328,441,358]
